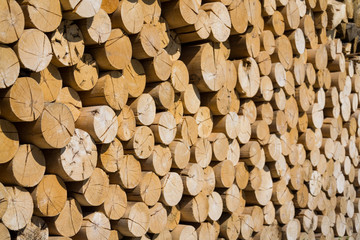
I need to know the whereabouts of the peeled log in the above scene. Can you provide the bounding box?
[31,174,67,217]
[160,172,184,207]
[0,144,45,187]
[2,186,33,231]
[98,184,127,220]
[123,59,146,98]
[20,0,62,32]
[80,71,128,111]
[50,20,84,67]
[111,0,144,34]
[90,28,132,71]
[127,171,161,206]
[113,202,150,237]
[75,105,118,144]
[0,0,24,44]
[55,87,82,121]
[182,42,226,92]
[61,0,102,20]
[0,77,44,122]
[73,212,110,240]
[18,103,75,149]
[47,198,83,238]
[201,2,231,42]
[0,45,20,88]
[123,126,155,159]
[60,53,98,92]
[109,155,141,189]
[31,64,62,102]
[116,105,136,141]
[16,216,48,240]
[129,93,156,126]
[45,128,97,182]
[162,0,201,29]
[98,138,123,173]
[78,9,111,45]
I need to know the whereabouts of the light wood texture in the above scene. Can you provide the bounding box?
[46,128,97,181]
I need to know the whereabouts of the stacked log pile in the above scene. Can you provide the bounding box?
[1,0,360,239]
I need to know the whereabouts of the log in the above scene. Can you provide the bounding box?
[162,0,201,29]
[207,191,223,221]
[0,144,45,187]
[201,2,231,42]
[131,23,163,60]
[89,28,132,70]
[50,20,84,67]
[179,192,209,223]
[0,119,18,164]
[146,81,174,110]
[160,172,183,206]
[143,49,172,82]
[80,71,128,111]
[18,102,75,149]
[2,186,33,231]
[148,203,167,234]
[45,128,97,181]
[208,132,229,161]
[100,0,118,13]
[190,137,212,168]
[141,144,172,176]
[0,77,44,122]
[0,0,24,44]
[194,106,213,139]
[203,166,216,195]
[109,155,141,189]
[0,45,20,88]
[175,9,211,43]
[181,84,201,114]
[150,112,177,145]
[196,222,217,240]
[98,138,123,173]
[177,163,204,196]
[170,60,189,93]
[123,126,155,159]
[182,43,226,92]
[264,11,285,36]
[47,197,83,237]
[140,0,161,24]
[218,213,241,240]
[112,201,150,237]
[171,224,197,240]
[229,29,260,59]
[111,0,144,34]
[16,216,48,240]
[123,59,146,98]
[129,93,156,126]
[31,64,62,102]
[61,0,102,20]
[234,57,261,98]
[228,0,248,35]
[169,139,190,169]
[212,160,235,188]
[73,212,110,240]
[68,168,109,207]
[60,53,98,92]
[127,171,161,206]
[20,0,62,32]
[75,105,118,144]
[31,174,67,217]
[55,87,82,121]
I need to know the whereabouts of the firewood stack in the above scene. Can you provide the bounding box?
[1,0,360,239]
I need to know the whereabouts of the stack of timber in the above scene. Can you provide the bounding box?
[2,0,360,239]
